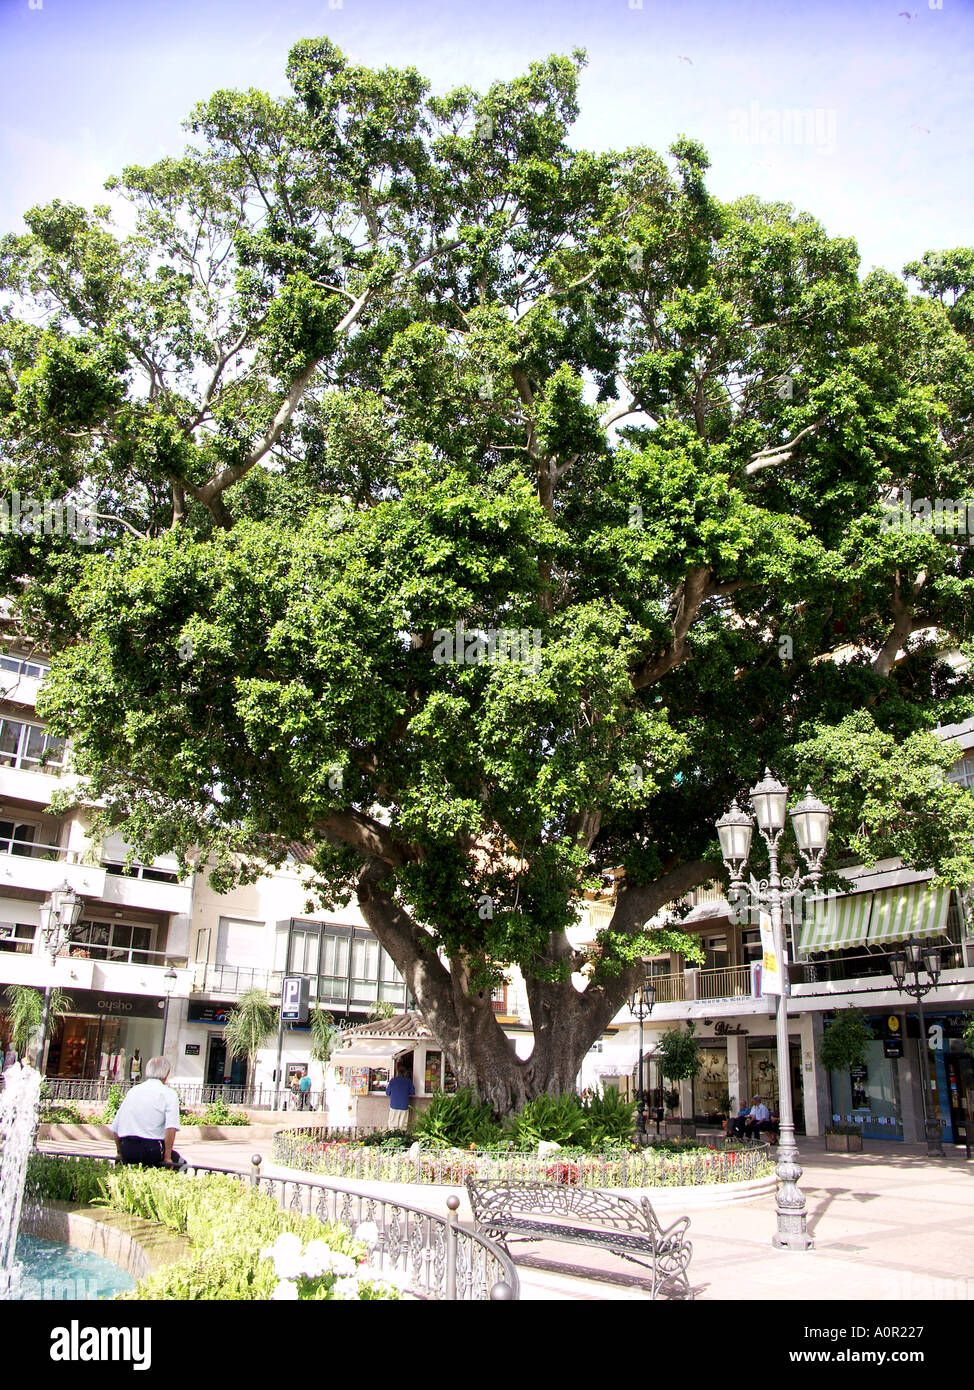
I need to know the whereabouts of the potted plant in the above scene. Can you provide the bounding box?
[656,1023,702,1136]
[824,1123,864,1153]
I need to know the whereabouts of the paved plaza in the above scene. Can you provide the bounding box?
[37,1135,974,1301]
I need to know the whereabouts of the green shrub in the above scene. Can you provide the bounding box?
[503,1093,588,1147]
[28,1155,397,1301]
[179,1097,249,1126]
[413,1088,500,1148]
[27,1153,113,1206]
[580,1087,636,1147]
[102,1084,124,1124]
[38,1102,86,1124]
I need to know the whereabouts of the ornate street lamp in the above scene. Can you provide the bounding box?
[716,774,832,1252]
[36,881,84,1070]
[889,938,944,1156]
[629,972,656,1141]
[160,965,178,1056]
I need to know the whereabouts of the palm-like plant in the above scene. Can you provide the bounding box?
[309,1006,340,1063]
[224,989,276,1072]
[4,984,69,1055]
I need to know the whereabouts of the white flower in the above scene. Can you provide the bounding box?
[354,1221,380,1248]
[301,1241,336,1278]
[331,1276,361,1301]
[374,1265,413,1292]
[330,1253,357,1278]
[265,1232,305,1281]
[271,1279,299,1300]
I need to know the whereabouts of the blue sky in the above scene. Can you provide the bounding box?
[0,0,970,276]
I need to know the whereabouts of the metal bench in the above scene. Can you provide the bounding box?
[465,1178,693,1300]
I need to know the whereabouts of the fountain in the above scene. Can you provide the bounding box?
[0,1061,42,1299]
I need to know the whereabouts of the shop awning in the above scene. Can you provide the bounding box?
[868,883,950,945]
[331,1038,414,1068]
[799,892,873,954]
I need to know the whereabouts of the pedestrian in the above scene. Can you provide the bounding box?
[110,1056,183,1169]
[298,1070,312,1110]
[386,1063,415,1130]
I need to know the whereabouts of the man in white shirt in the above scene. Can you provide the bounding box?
[744,1095,771,1141]
[110,1056,182,1168]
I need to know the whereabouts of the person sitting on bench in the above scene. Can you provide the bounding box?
[744,1095,772,1141]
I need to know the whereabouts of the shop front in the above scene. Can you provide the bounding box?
[824,1012,906,1141]
[46,988,166,1081]
[906,1012,973,1144]
[329,1012,459,1128]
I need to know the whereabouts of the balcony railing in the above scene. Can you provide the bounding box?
[697,964,752,1000]
[0,836,77,862]
[651,973,686,1003]
[192,963,284,997]
[60,943,172,967]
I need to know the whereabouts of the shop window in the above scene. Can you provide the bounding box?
[425,1049,443,1093]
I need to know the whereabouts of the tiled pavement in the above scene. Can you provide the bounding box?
[36,1135,974,1301]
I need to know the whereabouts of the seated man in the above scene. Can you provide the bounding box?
[743,1095,771,1141]
[729,1102,750,1138]
[110,1056,184,1169]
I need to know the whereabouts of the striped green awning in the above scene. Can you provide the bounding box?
[868,883,950,945]
[799,892,873,954]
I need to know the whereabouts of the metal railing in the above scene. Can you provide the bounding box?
[790,944,965,986]
[57,944,169,967]
[40,1079,326,1111]
[191,963,284,997]
[0,836,77,862]
[697,965,752,1000]
[651,973,686,1003]
[34,1148,518,1301]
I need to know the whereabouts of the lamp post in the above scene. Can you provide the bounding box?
[889,939,944,1156]
[160,965,178,1057]
[716,772,832,1252]
[629,973,656,1142]
[36,881,84,1072]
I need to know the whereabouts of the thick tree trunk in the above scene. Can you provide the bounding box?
[354,853,716,1114]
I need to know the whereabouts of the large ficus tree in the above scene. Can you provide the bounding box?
[2,41,974,1111]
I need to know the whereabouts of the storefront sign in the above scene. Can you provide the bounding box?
[184,1044,201,1056]
[713,1021,748,1035]
[883,1038,903,1058]
[186,1002,233,1024]
[63,989,164,1020]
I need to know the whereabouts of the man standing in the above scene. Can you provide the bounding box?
[110,1056,181,1168]
[386,1063,415,1130]
[298,1069,312,1110]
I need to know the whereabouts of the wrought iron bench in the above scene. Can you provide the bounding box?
[465,1179,692,1300]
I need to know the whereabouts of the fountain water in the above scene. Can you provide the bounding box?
[0,1062,42,1298]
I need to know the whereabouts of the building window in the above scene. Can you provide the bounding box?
[948,754,974,789]
[0,922,36,954]
[0,719,66,774]
[0,655,49,680]
[287,923,406,1013]
[70,920,154,964]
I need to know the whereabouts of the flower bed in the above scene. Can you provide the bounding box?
[272,1131,773,1188]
